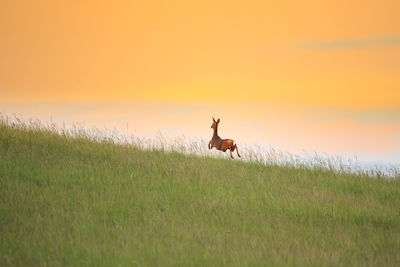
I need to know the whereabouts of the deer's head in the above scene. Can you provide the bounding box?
[211,117,220,129]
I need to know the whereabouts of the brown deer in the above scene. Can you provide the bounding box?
[208,117,241,159]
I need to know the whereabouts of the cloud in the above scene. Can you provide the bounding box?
[243,121,265,131]
[304,107,400,124]
[298,36,400,50]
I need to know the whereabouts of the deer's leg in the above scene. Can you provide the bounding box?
[230,148,234,159]
[234,144,241,158]
[208,141,211,149]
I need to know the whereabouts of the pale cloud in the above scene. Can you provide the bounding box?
[304,107,400,124]
[298,36,400,50]
[243,121,264,131]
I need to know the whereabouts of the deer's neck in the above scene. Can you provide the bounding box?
[213,126,219,138]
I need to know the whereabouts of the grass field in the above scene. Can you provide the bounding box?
[1,117,399,266]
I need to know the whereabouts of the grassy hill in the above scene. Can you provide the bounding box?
[1,118,399,266]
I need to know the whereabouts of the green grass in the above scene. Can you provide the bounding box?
[1,118,399,266]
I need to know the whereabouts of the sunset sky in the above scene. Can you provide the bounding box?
[1,0,399,163]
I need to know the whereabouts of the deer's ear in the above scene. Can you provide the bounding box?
[217,118,220,123]
[212,117,216,122]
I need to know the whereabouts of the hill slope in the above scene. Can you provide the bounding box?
[1,121,399,266]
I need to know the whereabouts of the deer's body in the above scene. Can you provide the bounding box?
[208,118,241,159]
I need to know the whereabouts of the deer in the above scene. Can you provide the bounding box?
[208,117,241,159]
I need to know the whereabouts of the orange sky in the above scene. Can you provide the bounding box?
[1,1,399,163]
[1,0,399,108]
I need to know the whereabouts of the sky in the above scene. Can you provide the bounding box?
[1,0,399,164]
